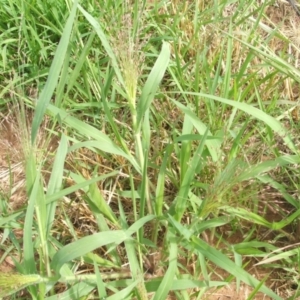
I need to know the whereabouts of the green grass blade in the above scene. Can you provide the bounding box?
[31,0,78,144]
[179,92,297,154]
[145,278,225,292]
[124,239,147,299]
[180,115,193,184]
[94,259,107,299]
[51,230,130,273]
[45,281,95,300]
[46,171,120,205]
[126,215,156,235]
[191,237,282,300]
[257,175,299,208]
[106,280,139,300]
[155,144,173,216]
[77,4,125,89]
[237,155,300,182]
[23,168,39,275]
[256,248,300,266]
[171,129,209,221]
[171,99,222,161]
[47,104,140,173]
[66,31,96,93]
[137,41,170,130]
[88,181,118,224]
[223,206,300,231]
[152,238,177,300]
[65,171,118,224]
[46,134,68,235]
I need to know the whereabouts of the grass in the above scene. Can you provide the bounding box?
[1,0,300,299]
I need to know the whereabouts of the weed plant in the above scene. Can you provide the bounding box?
[1,0,300,299]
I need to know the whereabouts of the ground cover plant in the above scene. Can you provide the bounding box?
[1,0,300,299]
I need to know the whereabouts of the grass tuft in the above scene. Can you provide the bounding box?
[1,0,300,299]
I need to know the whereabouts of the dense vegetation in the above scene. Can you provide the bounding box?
[1,0,300,299]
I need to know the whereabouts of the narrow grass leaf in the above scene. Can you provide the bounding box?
[224,206,300,230]
[256,248,300,265]
[191,237,282,300]
[173,129,208,221]
[152,241,177,300]
[84,253,119,268]
[46,134,68,235]
[88,182,118,224]
[51,231,130,273]
[47,104,140,172]
[155,144,173,216]
[124,239,146,298]
[67,31,96,93]
[107,280,139,300]
[257,175,299,208]
[46,171,120,204]
[180,115,193,184]
[45,281,95,300]
[77,4,125,89]
[126,215,155,235]
[171,99,221,161]
[94,260,107,299]
[179,92,297,154]
[23,172,39,275]
[137,41,170,130]
[237,155,300,182]
[0,212,23,226]
[192,216,233,233]
[168,214,193,240]
[68,171,118,225]
[101,69,132,153]
[31,0,78,143]
[145,278,225,292]
[247,276,268,300]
